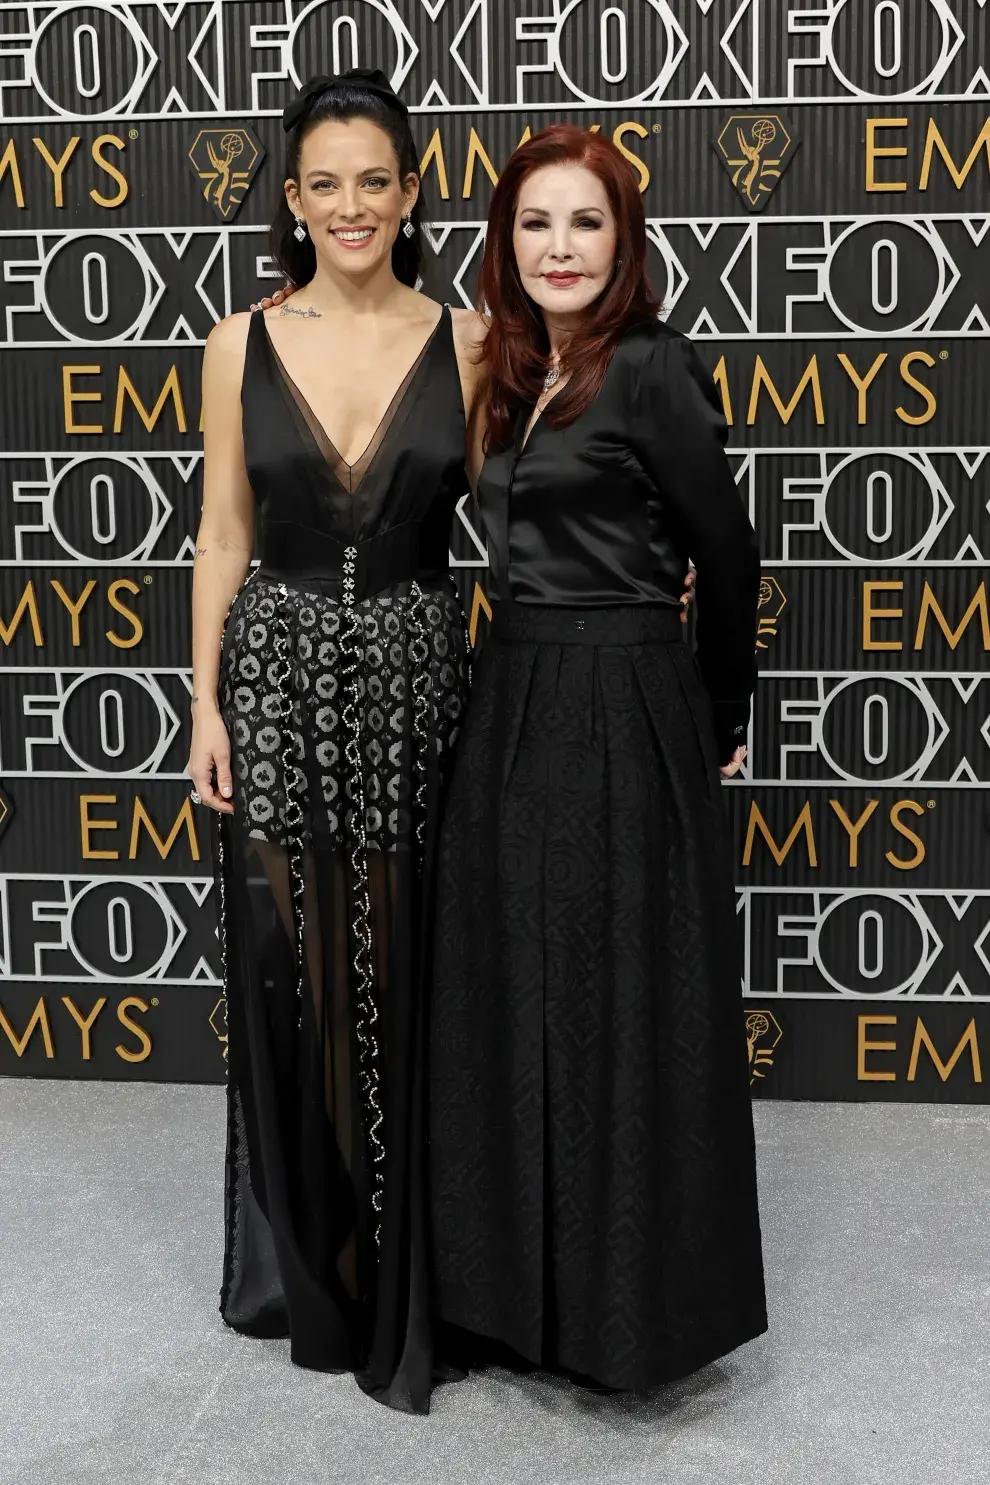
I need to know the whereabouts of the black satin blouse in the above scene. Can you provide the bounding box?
[477,318,761,762]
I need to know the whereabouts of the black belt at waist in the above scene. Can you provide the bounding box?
[490,600,685,646]
[256,520,446,599]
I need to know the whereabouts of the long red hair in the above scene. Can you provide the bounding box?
[479,124,661,450]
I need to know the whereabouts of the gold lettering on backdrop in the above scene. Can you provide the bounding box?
[65,365,190,436]
[859,1016,983,1083]
[130,797,201,862]
[746,356,825,425]
[914,582,990,651]
[0,997,154,1064]
[742,801,818,868]
[867,116,990,192]
[865,117,909,192]
[113,366,187,434]
[887,801,926,870]
[897,351,937,425]
[32,136,81,208]
[468,581,492,649]
[462,127,499,198]
[419,123,650,201]
[743,799,926,869]
[0,1000,56,1059]
[0,138,25,206]
[862,580,904,650]
[908,1019,982,1083]
[90,134,128,208]
[827,799,879,868]
[79,795,200,861]
[61,996,107,1060]
[836,352,887,423]
[106,578,143,648]
[50,579,97,645]
[116,999,152,1063]
[0,582,44,646]
[716,352,937,428]
[419,128,450,200]
[80,795,118,860]
[858,1015,898,1081]
[919,118,990,191]
[712,356,733,424]
[0,136,128,207]
[863,582,990,654]
[62,365,103,435]
[611,122,651,192]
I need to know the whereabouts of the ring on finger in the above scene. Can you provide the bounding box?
[190,789,202,805]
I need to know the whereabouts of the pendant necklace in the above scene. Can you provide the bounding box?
[543,357,561,394]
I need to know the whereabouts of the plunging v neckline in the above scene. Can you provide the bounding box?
[261,306,447,492]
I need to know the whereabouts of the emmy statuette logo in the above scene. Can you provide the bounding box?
[746,1011,783,1085]
[188,126,265,221]
[714,114,799,212]
[210,996,228,1061]
[756,575,788,652]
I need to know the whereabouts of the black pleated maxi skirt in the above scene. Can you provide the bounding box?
[430,601,768,1390]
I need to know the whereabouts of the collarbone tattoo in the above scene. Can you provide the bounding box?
[279,303,322,319]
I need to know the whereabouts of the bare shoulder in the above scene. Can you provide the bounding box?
[450,306,489,359]
[203,311,252,384]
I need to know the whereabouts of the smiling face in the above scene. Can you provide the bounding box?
[511,162,618,324]
[284,115,418,277]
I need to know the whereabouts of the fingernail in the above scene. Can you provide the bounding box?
[221,785,231,797]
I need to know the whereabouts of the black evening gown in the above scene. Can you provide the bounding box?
[216,306,469,1413]
[430,320,768,1391]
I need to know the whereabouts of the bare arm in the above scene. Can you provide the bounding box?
[450,308,490,490]
[186,313,254,813]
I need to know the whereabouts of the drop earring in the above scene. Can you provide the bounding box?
[293,218,307,242]
[402,216,415,239]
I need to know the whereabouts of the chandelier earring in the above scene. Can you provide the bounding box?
[402,215,416,239]
[293,218,308,242]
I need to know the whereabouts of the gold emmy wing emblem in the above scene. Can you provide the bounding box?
[756,573,788,653]
[188,126,265,221]
[746,1010,783,1085]
[714,114,799,212]
[209,996,229,1061]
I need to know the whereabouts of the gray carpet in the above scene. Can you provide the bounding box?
[0,1083,987,1485]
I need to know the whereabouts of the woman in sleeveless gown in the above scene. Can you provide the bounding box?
[186,72,484,1414]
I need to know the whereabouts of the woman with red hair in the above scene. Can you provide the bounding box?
[430,124,767,1391]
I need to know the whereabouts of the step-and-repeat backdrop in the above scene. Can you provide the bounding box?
[1,0,988,1098]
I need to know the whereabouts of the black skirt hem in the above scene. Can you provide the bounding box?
[438,1310,770,1394]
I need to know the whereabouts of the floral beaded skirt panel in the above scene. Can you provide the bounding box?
[215,572,468,1414]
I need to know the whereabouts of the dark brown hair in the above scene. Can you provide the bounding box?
[271,78,423,288]
[479,123,661,449]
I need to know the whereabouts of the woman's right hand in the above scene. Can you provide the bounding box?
[186,705,235,814]
[249,283,298,312]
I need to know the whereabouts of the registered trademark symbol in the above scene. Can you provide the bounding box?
[151,998,159,1007]
[143,574,153,585]
[939,350,948,360]
[926,800,936,809]
[652,123,662,133]
[129,129,138,140]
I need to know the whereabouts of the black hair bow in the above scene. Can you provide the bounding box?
[281,68,408,133]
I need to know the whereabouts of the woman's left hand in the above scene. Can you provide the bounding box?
[720,745,747,780]
[680,566,696,623]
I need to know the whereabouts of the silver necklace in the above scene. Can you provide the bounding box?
[542,359,561,394]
